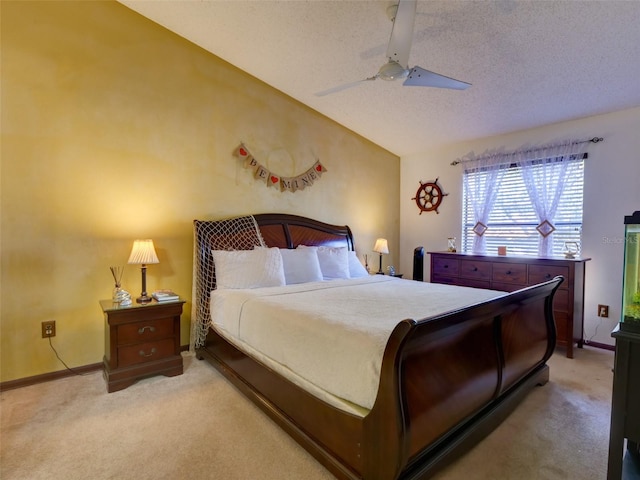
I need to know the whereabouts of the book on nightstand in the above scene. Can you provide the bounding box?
[152,290,180,302]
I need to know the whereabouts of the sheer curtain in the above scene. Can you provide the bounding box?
[462,152,506,254]
[516,142,586,257]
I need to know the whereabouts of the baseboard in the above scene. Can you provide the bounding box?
[0,362,103,392]
[583,340,615,351]
[0,344,191,392]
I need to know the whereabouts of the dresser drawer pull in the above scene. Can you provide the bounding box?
[544,273,552,279]
[473,266,478,271]
[444,264,449,269]
[138,326,156,334]
[506,270,512,275]
[139,347,157,357]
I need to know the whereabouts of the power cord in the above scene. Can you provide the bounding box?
[585,318,602,345]
[47,336,89,376]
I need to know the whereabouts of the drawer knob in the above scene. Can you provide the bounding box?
[138,326,156,334]
[473,266,478,271]
[506,270,512,275]
[139,347,157,358]
[444,265,448,269]
[545,273,551,279]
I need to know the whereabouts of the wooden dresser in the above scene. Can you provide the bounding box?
[428,252,590,358]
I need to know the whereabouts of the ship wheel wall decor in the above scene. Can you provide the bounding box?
[412,178,448,214]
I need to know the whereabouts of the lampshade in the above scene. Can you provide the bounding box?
[373,238,389,255]
[127,239,159,265]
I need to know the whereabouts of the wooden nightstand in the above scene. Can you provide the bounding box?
[100,298,185,393]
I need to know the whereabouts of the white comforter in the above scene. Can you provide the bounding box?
[210,276,503,410]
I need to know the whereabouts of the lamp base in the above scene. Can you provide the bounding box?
[136,265,153,304]
[136,295,153,304]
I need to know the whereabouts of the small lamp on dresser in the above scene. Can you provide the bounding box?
[127,239,159,304]
[373,238,389,275]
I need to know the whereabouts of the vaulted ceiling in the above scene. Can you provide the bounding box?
[120,0,640,156]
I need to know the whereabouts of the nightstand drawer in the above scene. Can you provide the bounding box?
[460,260,492,280]
[432,257,459,276]
[492,263,527,284]
[117,317,174,345]
[529,265,569,288]
[118,338,176,367]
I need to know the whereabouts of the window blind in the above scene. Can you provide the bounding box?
[462,157,584,256]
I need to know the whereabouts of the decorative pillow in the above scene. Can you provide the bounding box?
[279,248,323,285]
[212,247,285,289]
[348,251,369,278]
[299,245,350,280]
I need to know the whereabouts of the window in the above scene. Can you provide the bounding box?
[462,156,584,256]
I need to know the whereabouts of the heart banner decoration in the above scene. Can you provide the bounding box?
[233,143,327,192]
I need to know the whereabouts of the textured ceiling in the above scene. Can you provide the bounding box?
[119,0,640,157]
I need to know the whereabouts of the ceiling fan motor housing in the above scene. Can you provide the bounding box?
[378,61,409,81]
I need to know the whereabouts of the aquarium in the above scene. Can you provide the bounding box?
[621,211,640,332]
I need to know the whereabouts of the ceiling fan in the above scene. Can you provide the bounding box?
[315,0,471,97]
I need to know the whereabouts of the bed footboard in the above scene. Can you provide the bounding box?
[199,277,561,480]
[198,277,561,480]
[364,276,562,480]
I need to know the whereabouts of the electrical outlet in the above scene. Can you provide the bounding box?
[598,305,609,318]
[41,320,56,338]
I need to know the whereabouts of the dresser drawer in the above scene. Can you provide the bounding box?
[553,311,569,344]
[492,263,527,284]
[432,257,459,276]
[529,265,569,289]
[431,274,459,285]
[117,338,176,367]
[491,282,526,293]
[460,260,492,281]
[458,278,492,289]
[117,317,174,345]
[552,289,569,313]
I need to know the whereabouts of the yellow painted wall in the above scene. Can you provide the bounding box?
[0,1,399,382]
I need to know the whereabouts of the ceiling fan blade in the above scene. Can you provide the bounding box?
[314,76,377,97]
[386,0,417,68]
[403,66,471,90]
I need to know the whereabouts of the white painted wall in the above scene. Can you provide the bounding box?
[400,106,640,347]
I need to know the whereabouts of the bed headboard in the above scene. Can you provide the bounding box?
[190,213,355,350]
[254,213,354,250]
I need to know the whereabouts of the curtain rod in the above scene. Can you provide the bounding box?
[450,136,604,166]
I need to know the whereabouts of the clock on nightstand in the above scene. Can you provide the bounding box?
[100,297,185,393]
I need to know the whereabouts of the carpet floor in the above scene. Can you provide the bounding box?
[0,346,623,479]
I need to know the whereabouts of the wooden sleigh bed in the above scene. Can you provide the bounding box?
[193,213,563,480]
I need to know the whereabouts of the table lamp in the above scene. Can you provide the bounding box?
[127,239,159,303]
[373,238,389,275]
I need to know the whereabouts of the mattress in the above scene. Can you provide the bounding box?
[210,276,504,413]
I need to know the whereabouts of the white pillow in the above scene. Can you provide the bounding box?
[212,247,285,289]
[279,248,323,284]
[299,245,350,280]
[348,251,369,278]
